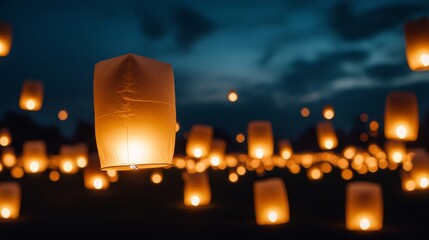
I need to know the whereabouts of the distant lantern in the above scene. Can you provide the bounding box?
[59,145,78,174]
[0,182,20,219]
[106,169,119,183]
[183,171,211,207]
[384,92,419,141]
[0,22,12,57]
[150,169,163,184]
[346,181,383,231]
[94,53,176,170]
[228,90,238,102]
[209,139,226,167]
[248,121,274,159]
[58,109,68,121]
[74,143,88,168]
[323,105,335,120]
[19,80,44,111]
[301,107,310,117]
[186,125,213,158]
[409,148,429,190]
[404,17,429,71]
[84,154,110,190]
[22,140,48,173]
[278,140,293,160]
[2,147,17,168]
[316,121,338,150]
[384,140,406,163]
[0,128,11,147]
[253,178,289,225]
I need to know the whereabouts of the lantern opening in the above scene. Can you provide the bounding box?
[421,53,429,67]
[1,207,11,219]
[359,218,370,230]
[191,195,200,206]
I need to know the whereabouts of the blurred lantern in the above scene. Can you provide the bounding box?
[10,167,24,179]
[74,143,88,168]
[0,22,12,56]
[307,167,323,180]
[19,80,44,111]
[253,178,289,225]
[346,181,383,231]
[316,121,338,150]
[59,145,78,174]
[84,154,110,190]
[0,182,20,219]
[236,133,245,143]
[278,140,293,160]
[384,92,419,141]
[227,90,238,102]
[49,170,61,182]
[404,17,429,71]
[209,139,226,167]
[150,169,163,184]
[175,122,180,133]
[57,109,68,121]
[409,148,429,190]
[183,171,211,207]
[248,121,274,159]
[106,169,119,183]
[94,53,176,170]
[301,107,310,117]
[384,140,406,163]
[0,128,11,147]
[1,147,17,168]
[186,125,213,158]
[322,105,335,120]
[22,140,48,173]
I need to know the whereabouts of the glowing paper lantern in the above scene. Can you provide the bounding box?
[1,147,16,168]
[84,154,109,190]
[22,140,48,173]
[59,145,78,174]
[19,80,44,111]
[227,90,238,102]
[94,53,176,170]
[278,140,293,160]
[384,140,406,163]
[0,128,11,147]
[209,139,226,167]
[186,125,213,158]
[384,92,419,141]
[150,169,163,184]
[0,182,20,219]
[316,121,338,150]
[74,143,88,168]
[404,17,429,71]
[0,22,12,57]
[322,105,335,120]
[183,172,211,207]
[346,181,383,231]
[253,178,289,225]
[248,121,273,159]
[409,148,429,190]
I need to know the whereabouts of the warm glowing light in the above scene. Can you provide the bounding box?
[359,218,370,230]
[195,161,206,173]
[1,208,11,219]
[360,113,369,122]
[321,162,332,173]
[58,110,68,121]
[323,105,335,120]
[49,171,60,182]
[174,158,186,169]
[229,172,238,183]
[93,178,103,189]
[255,148,264,159]
[360,133,368,142]
[11,167,24,179]
[392,152,403,163]
[268,211,278,223]
[106,170,117,178]
[237,165,246,175]
[338,158,349,169]
[343,147,356,159]
[281,151,291,160]
[210,156,220,166]
[193,148,202,158]
[151,173,163,184]
[29,161,40,173]
[3,153,16,167]
[405,180,416,191]
[176,122,180,133]
[236,133,245,143]
[324,140,334,150]
[301,107,310,117]
[228,90,238,102]
[309,168,322,180]
[341,169,353,180]
[421,53,429,67]
[25,99,36,110]
[76,157,87,168]
[395,126,407,139]
[62,161,73,173]
[0,136,10,147]
[369,121,379,131]
[419,177,429,188]
[403,161,413,171]
[190,195,200,206]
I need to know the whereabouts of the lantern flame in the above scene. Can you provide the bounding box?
[255,148,264,159]
[419,177,429,188]
[76,157,87,168]
[62,161,73,173]
[0,136,10,147]
[392,152,403,163]
[421,53,429,67]
[210,156,220,166]
[268,211,278,223]
[395,126,407,139]
[1,208,11,219]
[324,140,334,150]
[281,150,291,160]
[190,195,200,206]
[193,148,202,158]
[405,180,416,191]
[93,178,103,189]
[29,161,40,173]
[25,100,36,110]
[359,218,370,230]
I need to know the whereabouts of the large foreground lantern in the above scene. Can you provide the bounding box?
[384,92,419,141]
[317,121,338,150]
[186,125,213,158]
[22,140,48,173]
[19,80,44,111]
[93,53,176,170]
[0,182,20,219]
[0,22,12,57]
[248,121,273,159]
[183,171,211,207]
[346,181,383,231]
[253,178,289,225]
[84,154,110,190]
[404,17,429,71]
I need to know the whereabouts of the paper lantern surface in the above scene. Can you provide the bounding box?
[404,17,429,71]
[253,178,289,225]
[316,121,338,150]
[186,125,213,158]
[248,121,274,159]
[19,80,44,111]
[384,92,419,141]
[0,182,20,219]
[94,53,176,170]
[0,22,12,57]
[183,172,211,206]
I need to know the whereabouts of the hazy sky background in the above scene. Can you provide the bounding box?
[0,0,429,139]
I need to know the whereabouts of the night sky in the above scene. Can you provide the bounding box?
[1,0,429,139]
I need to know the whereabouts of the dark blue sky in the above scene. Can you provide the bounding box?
[1,0,429,139]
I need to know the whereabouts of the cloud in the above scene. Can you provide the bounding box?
[366,61,411,81]
[140,15,166,39]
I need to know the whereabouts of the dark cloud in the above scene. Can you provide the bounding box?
[330,2,427,41]
[141,15,166,39]
[366,61,411,81]
[174,6,216,49]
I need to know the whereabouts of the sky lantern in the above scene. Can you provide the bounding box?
[346,181,383,231]
[253,178,289,225]
[322,105,335,120]
[409,148,429,190]
[84,154,110,190]
[150,169,163,184]
[22,140,48,173]
[278,140,293,160]
[1,147,17,168]
[384,92,419,141]
[19,80,44,111]
[0,128,11,147]
[186,125,213,158]
[74,143,89,168]
[384,140,406,163]
[59,145,78,174]
[0,22,12,57]
[227,90,238,102]
[404,17,429,71]
[209,139,226,167]
[0,182,20,219]
[316,121,338,150]
[183,171,211,207]
[248,121,273,159]
[93,53,176,171]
